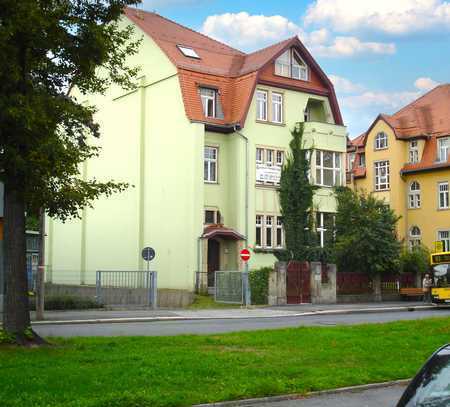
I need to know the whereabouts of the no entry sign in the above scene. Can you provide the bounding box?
[240,248,251,262]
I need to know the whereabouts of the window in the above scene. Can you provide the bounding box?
[256,90,268,121]
[409,226,421,249]
[409,140,419,163]
[272,92,283,123]
[316,212,335,248]
[256,147,284,185]
[439,182,449,209]
[256,214,284,249]
[256,148,264,164]
[200,88,217,118]
[276,151,284,166]
[177,45,200,59]
[276,217,283,248]
[275,49,308,81]
[304,106,310,122]
[374,132,388,150]
[374,161,390,191]
[359,154,366,167]
[255,215,263,247]
[408,181,421,209]
[204,146,217,183]
[438,230,450,252]
[204,209,221,224]
[265,216,273,248]
[315,150,342,187]
[347,152,356,171]
[438,137,450,162]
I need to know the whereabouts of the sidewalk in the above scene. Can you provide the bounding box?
[30,301,435,325]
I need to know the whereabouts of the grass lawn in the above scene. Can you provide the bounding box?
[1,317,450,406]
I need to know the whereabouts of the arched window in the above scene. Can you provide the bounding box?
[409,226,421,249]
[408,181,421,209]
[374,132,388,150]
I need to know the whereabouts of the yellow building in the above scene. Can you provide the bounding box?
[347,84,450,251]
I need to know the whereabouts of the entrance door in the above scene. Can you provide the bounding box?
[207,239,220,288]
[286,261,311,304]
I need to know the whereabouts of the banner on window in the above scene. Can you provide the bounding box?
[256,164,281,184]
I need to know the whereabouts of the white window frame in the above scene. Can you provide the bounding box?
[266,149,274,166]
[256,90,268,121]
[276,217,284,248]
[255,215,263,248]
[256,148,264,164]
[275,49,308,81]
[438,182,449,209]
[408,181,421,209]
[438,230,450,252]
[200,88,216,118]
[409,140,419,164]
[204,146,218,183]
[316,212,335,248]
[276,151,284,166]
[265,216,273,249]
[409,226,421,249]
[438,137,450,162]
[204,208,220,225]
[374,160,390,191]
[315,150,342,187]
[359,154,366,167]
[271,92,283,124]
[177,45,200,59]
[374,132,388,150]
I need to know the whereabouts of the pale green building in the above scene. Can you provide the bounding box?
[45,8,347,305]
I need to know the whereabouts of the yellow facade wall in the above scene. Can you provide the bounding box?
[353,118,450,250]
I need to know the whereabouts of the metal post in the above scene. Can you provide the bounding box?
[152,271,158,310]
[36,208,45,320]
[244,263,251,306]
[95,271,101,305]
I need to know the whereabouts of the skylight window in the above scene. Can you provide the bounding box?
[177,45,200,59]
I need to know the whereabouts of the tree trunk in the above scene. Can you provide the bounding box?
[3,187,44,345]
[373,274,382,302]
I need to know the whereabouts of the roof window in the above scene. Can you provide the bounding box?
[177,45,200,59]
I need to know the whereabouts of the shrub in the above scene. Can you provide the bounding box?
[30,295,102,311]
[249,267,272,305]
[399,245,430,275]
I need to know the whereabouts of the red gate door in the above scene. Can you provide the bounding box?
[287,261,311,304]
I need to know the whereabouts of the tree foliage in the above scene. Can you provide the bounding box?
[0,0,141,342]
[278,123,319,261]
[399,245,430,276]
[334,187,401,275]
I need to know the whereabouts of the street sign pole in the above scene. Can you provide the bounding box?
[141,247,156,309]
[240,248,251,307]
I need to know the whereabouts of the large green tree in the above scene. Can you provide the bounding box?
[334,187,401,300]
[278,123,318,261]
[0,0,141,344]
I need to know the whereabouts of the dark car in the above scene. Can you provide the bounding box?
[397,344,450,406]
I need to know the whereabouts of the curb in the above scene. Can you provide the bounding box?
[193,379,411,406]
[31,305,438,326]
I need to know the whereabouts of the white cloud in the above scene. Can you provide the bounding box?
[329,75,365,93]
[201,12,396,57]
[304,0,450,35]
[341,90,421,110]
[414,77,440,91]
[311,36,396,57]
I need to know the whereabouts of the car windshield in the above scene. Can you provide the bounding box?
[405,349,450,407]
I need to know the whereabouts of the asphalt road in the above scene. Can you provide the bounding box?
[257,384,407,407]
[34,309,450,337]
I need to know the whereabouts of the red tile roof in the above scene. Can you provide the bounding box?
[124,8,343,128]
[349,84,450,177]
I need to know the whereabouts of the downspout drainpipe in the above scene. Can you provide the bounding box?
[234,124,251,306]
[233,124,249,245]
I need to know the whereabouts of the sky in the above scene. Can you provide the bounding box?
[138,0,450,138]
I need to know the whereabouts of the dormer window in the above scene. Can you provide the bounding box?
[177,45,200,59]
[199,87,223,119]
[275,49,308,81]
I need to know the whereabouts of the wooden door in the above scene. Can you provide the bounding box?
[207,239,220,287]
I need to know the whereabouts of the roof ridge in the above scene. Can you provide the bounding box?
[245,36,296,57]
[126,7,245,56]
[393,84,447,117]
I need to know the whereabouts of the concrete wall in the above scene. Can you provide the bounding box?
[310,262,336,304]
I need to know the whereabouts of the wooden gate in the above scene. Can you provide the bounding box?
[286,261,311,304]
